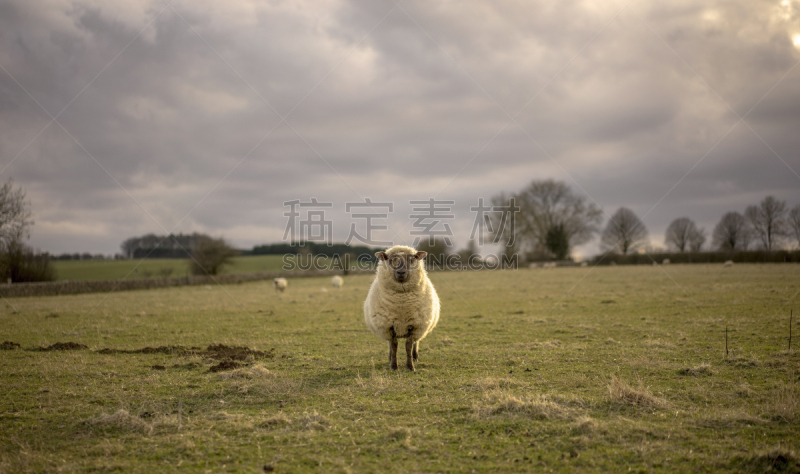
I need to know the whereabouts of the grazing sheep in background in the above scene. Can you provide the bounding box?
[273,278,288,292]
[331,275,343,288]
[364,245,440,371]
[662,258,670,265]
[723,260,734,267]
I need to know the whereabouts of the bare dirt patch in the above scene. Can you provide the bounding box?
[96,344,275,360]
[37,342,88,351]
[97,345,200,355]
[1,341,20,350]
[209,360,243,372]
[205,344,275,361]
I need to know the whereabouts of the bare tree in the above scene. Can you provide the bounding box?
[456,239,481,268]
[190,237,238,275]
[0,180,54,282]
[489,191,521,260]
[601,207,648,254]
[416,237,452,269]
[665,217,701,252]
[0,179,33,250]
[491,179,602,259]
[712,212,751,250]
[745,196,788,251]
[688,226,706,252]
[789,204,800,249]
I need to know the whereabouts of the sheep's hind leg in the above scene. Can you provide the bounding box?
[412,341,419,361]
[405,338,416,371]
[389,337,398,370]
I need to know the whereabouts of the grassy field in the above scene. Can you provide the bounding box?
[1,264,798,473]
[51,255,291,281]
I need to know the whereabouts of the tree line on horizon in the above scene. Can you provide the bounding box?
[116,180,799,266]
[2,177,798,283]
[486,179,800,262]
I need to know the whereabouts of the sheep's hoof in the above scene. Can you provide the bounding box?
[390,363,398,370]
[406,364,415,372]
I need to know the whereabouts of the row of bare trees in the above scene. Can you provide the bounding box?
[490,180,800,259]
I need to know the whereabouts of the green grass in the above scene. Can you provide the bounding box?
[51,255,290,281]
[1,264,798,473]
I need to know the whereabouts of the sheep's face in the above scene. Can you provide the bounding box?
[376,248,427,284]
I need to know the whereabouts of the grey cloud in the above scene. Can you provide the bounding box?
[0,0,798,255]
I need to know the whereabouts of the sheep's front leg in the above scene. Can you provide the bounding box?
[412,341,419,362]
[405,338,416,372]
[389,337,398,370]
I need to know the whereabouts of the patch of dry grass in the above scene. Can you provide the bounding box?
[678,362,713,376]
[608,376,667,408]
[476,391,575,419]
[385,427,415,450]
[572,416,599,435]
[696,410,767,429]
[296,410,329,431]
[725,355,763,368]
[530,340,561,349]
[216,364,274,379]
[81,409,152,435]
[765,382,799,422]
[256,410,330,431]
[642,339,675,349]
[260,412,291,428]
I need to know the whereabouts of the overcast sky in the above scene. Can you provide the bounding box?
[1,0,799,258]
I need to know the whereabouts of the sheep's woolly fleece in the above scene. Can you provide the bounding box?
[363,245,440,343]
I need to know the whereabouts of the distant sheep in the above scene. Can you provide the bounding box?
[662,258,670,265]
[273,278,288,292]
[364,245,440,371]
[331,275,343,288]
[723,260,734,267]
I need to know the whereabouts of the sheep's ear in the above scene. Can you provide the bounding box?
[375,251,388,261]
[415,251,427,260]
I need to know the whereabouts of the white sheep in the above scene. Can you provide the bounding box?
[331,275,343,288]
[364,245,440,371]
[723,260,734,267]
[273,277,288,292]
[662,258,670,265]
